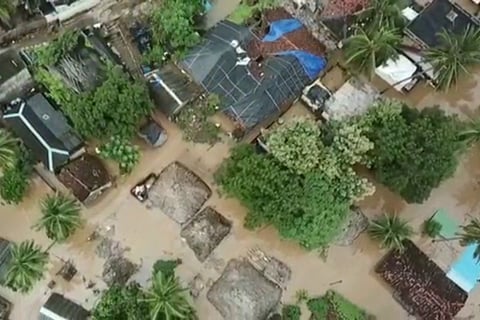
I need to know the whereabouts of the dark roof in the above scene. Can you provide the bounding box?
[406,0,480,47]
[0,238,12,286]
[0,50,34,103]
[147,63,202,116]
[376,240,467,319]
[0,50,26,87]
[56,154,111,202]
[3,93,83,171]
[39,293,89,320]
[180,20,313,130]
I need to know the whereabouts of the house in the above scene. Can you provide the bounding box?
[0,49,34,103]
[56,154,112,205]
[146,63,202,117]
[376,240,467,319]
[180,12,327,140]
[405,0,479,49]
[2,93,84,172]
[39,293,89,320]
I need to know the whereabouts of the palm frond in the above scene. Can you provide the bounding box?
[368,214,413,251]
[35,193,82,242]
[0,129,17,169]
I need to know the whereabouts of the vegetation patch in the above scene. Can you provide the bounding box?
[175,94,221,145]
[98,136,140,174]
[422,217,443,239]
[0,145,33,205]
[307,290,373,320]
[33,32,152,140]
[227,0,279,25]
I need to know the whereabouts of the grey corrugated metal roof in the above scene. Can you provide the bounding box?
[39,293,89,320]
[0,238,12,286]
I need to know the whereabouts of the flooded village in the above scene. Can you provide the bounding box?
[1,0,480,319]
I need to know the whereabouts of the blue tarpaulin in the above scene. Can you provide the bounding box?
[263,19,303,42]
[275,51,327,80]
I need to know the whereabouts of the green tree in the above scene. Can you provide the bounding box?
[368,214,413,252]
[35,31,81,66]
[344,27,401,78]
[457,218,480,262]
[215,145,350,248]
[144,271,196,320]
[65,65,152,139]
[152,259,182,279]
[5,240,48,293]
[0,0,15,22]
[0,129,17,169]
[149,0,204,59]
[92,282,150,320]
[362,99,462,203]
[424,27,480,91]
[422,217,442,238]
[99,136,141,174]
[35,193,82,243]
[266,118,323,174]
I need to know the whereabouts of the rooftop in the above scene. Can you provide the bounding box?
[3,93,83,171]
[406,0,480,47]
[56,154,111,203]
[39,293,89,320]
[376,240,467,319]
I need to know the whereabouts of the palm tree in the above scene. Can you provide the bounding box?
[344,27,402,78]
[0,129,17,169]
[363,0,407,31]
[457,218,480,262]
[35,193,82,244]
[5,240,48,293]
[368,214,413,252]
[424,26,480,91]
[144,271,196,320]
[0,0,15,22]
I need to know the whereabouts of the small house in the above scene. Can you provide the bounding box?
[0,49,34,103]
[39,293,89,320]
[3,93,84,172]
[56,154,112,205]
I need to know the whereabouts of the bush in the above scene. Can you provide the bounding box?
[282,304,301,320]
[92,283,149,320]
[308,291,371,320]
[361,100,462,203]
[423,218,443,238]
[0,147,33,205]
[99,136,140,174]
[152,259,182,278]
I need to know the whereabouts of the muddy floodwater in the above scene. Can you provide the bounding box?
[2,1,480,319]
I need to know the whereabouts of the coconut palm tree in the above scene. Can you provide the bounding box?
[368,214,413,252]
[424,26,480,91]
[35,193,82,244]
[362,0,407,31]
[4,240,48,293]
[0,129,17,169]
[343,27,402,79]
[144,271,196,320]
[0,0,15,22]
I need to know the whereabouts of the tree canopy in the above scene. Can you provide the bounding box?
[0,129,17,169]
[36,64,152,139]
[0,145,33,205]
[215,144,351,249]
[360,99,463,203]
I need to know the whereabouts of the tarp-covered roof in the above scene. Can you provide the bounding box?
[39,293,89,320]
[180,20,320,129]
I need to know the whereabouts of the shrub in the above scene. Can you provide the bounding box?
[422,218,443,238]
[99,136,140,174]
[282,304,301,320]
[0,147,33,205]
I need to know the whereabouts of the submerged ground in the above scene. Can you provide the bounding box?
[2,0,480,319]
